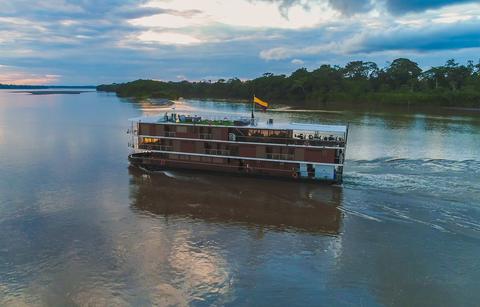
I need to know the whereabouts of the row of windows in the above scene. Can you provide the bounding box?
[242,129,291,138]
[141,137,334,155]
[141,137,328,152]
[142,124,302,139]
[142,138,173,145]
[141,124,215,133]
[140,125,345,150]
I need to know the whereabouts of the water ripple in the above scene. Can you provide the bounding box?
[345,158,480,200]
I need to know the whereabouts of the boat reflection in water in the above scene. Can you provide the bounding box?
[129,166,343,234]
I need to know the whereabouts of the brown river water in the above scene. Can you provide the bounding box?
[0,90,479,306]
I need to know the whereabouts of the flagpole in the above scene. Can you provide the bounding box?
[251,94,255,122]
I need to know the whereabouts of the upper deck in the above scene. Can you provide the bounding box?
[129,113,348,149]
[129,113,347,135]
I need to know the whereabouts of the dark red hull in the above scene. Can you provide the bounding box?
[129,152,341,183]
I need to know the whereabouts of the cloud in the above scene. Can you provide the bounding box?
[327,0,373,15]
[252,0,314,17]
[260,19,480,60]
[260,42,339,60]
[0,65,60,84]
[137,31,202,45]
[352,20,480,53]
[257,0,480,16]
[143,0,338,30]
[111,6,197,19]
[259,2,480,60]
[253,0,372,17]
[1,0,480,84]
[382,0,477,14]
[291,58,305,65]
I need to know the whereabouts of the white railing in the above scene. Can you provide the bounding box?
[163,113,257,126]
[199,133,213,139]
[205,149,231,156]
[266,153,294,160]
[139,144,173,151]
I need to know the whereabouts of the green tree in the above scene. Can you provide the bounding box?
[386,58,422,91]
[96,57,480,108]
[444,59,471,91]
[343,61,378,80]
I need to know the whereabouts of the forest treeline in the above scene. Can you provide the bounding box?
[97,58,480,108]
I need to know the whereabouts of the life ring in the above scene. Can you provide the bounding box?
[292,170,298,179]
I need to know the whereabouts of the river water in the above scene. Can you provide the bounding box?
[0,90,479,306]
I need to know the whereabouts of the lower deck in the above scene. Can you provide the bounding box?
[129,152,343,183]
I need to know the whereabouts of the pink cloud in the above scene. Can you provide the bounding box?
[0,66,60,85]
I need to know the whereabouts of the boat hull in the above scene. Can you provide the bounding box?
[129,152,341,184]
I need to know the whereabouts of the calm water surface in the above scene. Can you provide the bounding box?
[0,90,479,306]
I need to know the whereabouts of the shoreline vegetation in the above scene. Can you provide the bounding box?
[96,58,477,109]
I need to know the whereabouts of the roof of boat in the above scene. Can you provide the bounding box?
[129,114,348,133]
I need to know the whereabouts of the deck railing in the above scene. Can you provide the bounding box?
[199,133,213,139]
[236,135,345,147]
[137,133,345,147]
[266,153,294,160]
[139,144,173,151]
[137,143,336,162]
[205,149,231,156]
[161,114,255,126]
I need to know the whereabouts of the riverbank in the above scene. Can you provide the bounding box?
[96,58,480,110]
[133,96,480,117]
[97,86,480,111]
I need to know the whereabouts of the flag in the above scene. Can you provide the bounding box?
[253,95,269,110]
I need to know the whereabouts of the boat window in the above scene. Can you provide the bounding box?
[176,126,187,133]
[142,137,159,144]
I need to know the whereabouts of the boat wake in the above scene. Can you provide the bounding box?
[341,157,480,239]
[345,157,480,198]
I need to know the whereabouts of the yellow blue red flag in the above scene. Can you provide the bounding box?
[253,96,269,110]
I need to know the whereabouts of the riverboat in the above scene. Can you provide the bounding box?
[128,111,348,183]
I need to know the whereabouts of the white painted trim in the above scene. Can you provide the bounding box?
[137,134,345,150]
[130,118,347,133]
[136,149,343,167]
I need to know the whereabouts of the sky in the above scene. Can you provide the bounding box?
[0,0,480,85]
